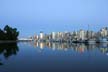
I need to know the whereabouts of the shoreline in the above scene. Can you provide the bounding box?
[0,40,108,44]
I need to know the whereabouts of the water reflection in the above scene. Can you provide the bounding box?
[0,42,19,65]
[0,42,108,72]
[26,42,108,55]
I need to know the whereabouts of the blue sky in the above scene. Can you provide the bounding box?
[0,0,108,37]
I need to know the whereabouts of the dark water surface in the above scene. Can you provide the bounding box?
[0,42,108,72]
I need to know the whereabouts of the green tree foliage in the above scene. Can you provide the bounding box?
[0,25,19,40]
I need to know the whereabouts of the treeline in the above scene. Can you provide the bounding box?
[0,25,19,40]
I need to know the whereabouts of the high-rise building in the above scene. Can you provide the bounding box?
[100,27,108,37]
[40,31,44,40]
[51,32,56,40]
[79,29,86,40]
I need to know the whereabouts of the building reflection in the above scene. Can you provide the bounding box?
[40,42,44,49]
[32,42,108,55]
[0,42,19,65]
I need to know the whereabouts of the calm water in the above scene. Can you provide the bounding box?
[0,42,108,72]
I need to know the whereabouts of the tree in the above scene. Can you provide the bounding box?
[0,29,6,40]
[0,25,19,40]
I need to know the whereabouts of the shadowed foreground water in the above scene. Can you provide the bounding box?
[0,42,108,72]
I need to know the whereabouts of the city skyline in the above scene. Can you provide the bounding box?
[24,27,108,44]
